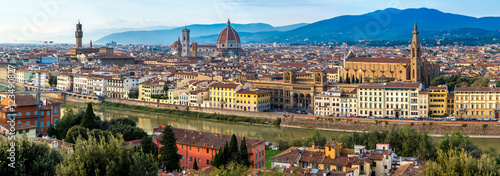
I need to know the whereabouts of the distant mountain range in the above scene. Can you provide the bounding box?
[96,8,500,45]
[95,23,308,44]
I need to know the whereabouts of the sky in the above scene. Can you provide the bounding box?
[1,0,500,43]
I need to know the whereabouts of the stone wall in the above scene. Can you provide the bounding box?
[281,117,500,136]
[103,97,281,120]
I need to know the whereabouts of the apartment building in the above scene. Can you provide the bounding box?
[428,85,447,116]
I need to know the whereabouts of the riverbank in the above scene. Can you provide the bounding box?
[96,101,281,126]
[55,95,500,137]
[281,117,500,137]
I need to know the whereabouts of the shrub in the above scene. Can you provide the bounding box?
[462,124,467,127]
[410,122,414,126]
[385,121,388,125]
[483,124,488,129]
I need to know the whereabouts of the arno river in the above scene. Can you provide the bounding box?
[62,100,500,151]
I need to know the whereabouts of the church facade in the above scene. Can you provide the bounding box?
[339,22,439,87]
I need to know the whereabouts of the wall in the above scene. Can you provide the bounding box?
[103,97,280,120]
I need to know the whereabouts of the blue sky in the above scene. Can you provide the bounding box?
[1,0,500,43]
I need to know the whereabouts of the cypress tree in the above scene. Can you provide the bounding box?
[193,157,199,170]
[223,142,230,165]
[80,103,97,129]
[356,77,360,83]
[346,74,350,84]
[239,137,250,166]
[351,75,355,84]
[360,77,363,83]
[158,126,182,172]
[339,76,343,83]
[228,134,238,161]
[212,146,223,167]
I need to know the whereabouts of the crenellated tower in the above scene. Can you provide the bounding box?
[75,20,83,49]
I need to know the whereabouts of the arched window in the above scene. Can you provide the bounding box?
[54,107,58,113]
[26,121,30,125]
[35,121,38,127]
[26,112,30,116]
[18,112,21,117]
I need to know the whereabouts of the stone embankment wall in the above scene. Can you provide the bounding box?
[103,97,280,120]
[281,117,500,136]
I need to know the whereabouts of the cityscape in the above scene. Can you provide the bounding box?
[2,0,500,175]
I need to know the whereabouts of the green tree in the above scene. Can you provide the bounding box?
[158,126,182,172]
[56,105,78,139]
[437,130,482,158]
[47,124,57,137]
[163,85,169,95]
[311,130,327,147]
[110,118,137,127]
[345,74,350,84]
[351,75,355,84]
[88,129,110,143]
[80,103,97,129]
[108,124,147,141]
[239,137,250,166]
[0,135,64,176]
[140,135,156,155]
[422,149,500,176]
[56,134,158,176]
[193,157,199,170]
[228,134,239,161]
[65,125,88,143]
[339,76,343,83]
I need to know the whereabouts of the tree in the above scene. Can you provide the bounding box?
[359,77,363,83]
[80,103,97,129]
[339,76,343,83]
[422,149,500,176]
[0,135,63,176]
[140,136,156,155]
[158,126,182,172]
[56,133,158,176]
[193,157,199,170]
[345,74,350,84]
[355,77,360,83]
[65,125,88,143]
[56,104,78,139]
[128,91,139,99]
[351,75,355,84]
[108,124,147,141]
[228,134,239,161]
[311,130,327,147]
[47,124,57,137]
[436,130,482,158]
[110,118,137,127]
[239,137,250,166]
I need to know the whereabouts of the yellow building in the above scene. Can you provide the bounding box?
[138,78,167,102]
[428,85,448,117]
[209,83,240,110]
[235,89,271,112]
[447,93,455,116]
[455,86,500,119]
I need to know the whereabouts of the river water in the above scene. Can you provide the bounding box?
[62,101,500,151]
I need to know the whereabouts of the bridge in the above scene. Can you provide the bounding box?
[12,84,103,102]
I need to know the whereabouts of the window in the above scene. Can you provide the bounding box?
[18,112,21,116]
[198,147,200,152]
[190,146,192,150]
[182,145,184,149]
[207,148,209,153]
[207,159,210,165]
[190,157,192,161]
[384,165,388,169]
[47,121,50,126]
[373,162,377,167]
[27,112,30,116]
[336,166,343,171]
[41,122,44,127]
[26,121,30,125]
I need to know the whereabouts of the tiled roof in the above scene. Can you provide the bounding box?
[347,57,410,64]
[153,126,265,150]
[209,83,239,89]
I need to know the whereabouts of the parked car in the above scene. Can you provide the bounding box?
[389,116,395,119]
[478,118,484,121]
[485,118,491,121]
[450,118,457,121]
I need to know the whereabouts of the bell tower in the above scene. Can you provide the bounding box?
[410,21,422,82]
[182,28,190,57]
[75,20,83,49]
